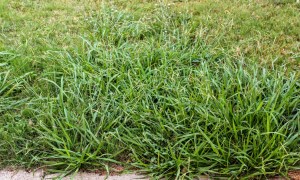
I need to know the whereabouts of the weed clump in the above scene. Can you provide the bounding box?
[0,5,299,179]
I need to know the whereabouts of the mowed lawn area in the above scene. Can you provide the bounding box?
[0,0,299,179]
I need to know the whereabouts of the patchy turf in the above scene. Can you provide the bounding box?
[0,0,299,179]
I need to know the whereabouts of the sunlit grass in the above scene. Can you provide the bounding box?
[0,1,299,179]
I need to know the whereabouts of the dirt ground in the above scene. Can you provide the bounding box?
[289,171,300,180]
[1,169,299,179]
[0,170,148,180]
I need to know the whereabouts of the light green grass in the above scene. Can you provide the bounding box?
[0,0,299,179]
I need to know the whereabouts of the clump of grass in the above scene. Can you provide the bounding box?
[0,4,299,179]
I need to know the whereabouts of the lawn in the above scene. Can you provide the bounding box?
[0,0,299,179]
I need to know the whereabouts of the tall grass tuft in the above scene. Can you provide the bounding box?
[0,5,299,179]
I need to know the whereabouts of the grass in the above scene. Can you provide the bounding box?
[0,0,300,179]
